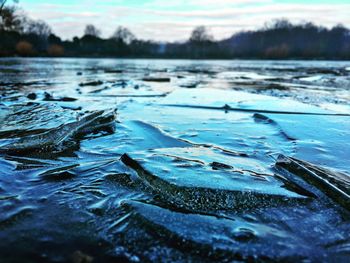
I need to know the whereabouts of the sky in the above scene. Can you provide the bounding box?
[18,0,350,41]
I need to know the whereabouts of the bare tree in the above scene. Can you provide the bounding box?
[25,19,52,38]
[0,0,7,13]
[0,0,18,14]
[84,24,101,37]
[111,26,135,44]
[0,4,22,32]
[189,26,213,43]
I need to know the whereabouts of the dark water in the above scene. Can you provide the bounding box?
[0,58,350,262]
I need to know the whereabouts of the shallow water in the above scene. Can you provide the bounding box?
[0,58,350,262]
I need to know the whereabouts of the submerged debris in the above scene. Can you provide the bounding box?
[104,69,123,74]
[142,77,171,82]
[43,92,77,102]
[26,92,37,100]
[79,80,103,87]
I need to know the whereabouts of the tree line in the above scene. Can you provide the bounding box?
[1,3,349,59]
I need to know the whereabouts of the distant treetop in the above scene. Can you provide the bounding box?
[189,26,214,43]
[84,24,101,37]
[111,26,136,44]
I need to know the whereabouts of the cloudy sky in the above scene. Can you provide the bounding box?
[19,0,350,41]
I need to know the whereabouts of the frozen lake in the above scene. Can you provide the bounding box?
[0,58,349,262]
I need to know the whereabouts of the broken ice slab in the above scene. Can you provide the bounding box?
[79,119,191,156]
[218,71,283,81]
[121,147,312,211]
[118,101,297,164]
[122,120,190,149]
[0,103,78,138]
[262,113,350,172]
[276,155,350,210]
[82,78,174,99]
[123,200,311,260]
[0,103,117,153]
[161,88,345,115]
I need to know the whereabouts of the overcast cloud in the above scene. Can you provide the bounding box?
[19,0,350,41]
